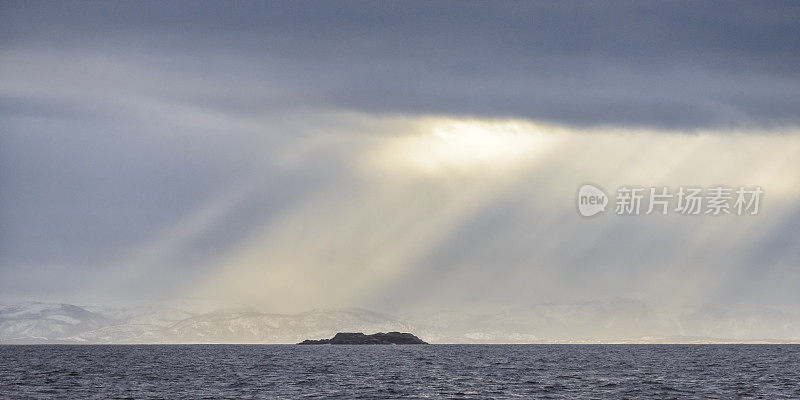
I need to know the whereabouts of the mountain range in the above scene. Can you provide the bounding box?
[2,300,799,344]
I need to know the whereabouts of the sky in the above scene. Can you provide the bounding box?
[1,1,800,319]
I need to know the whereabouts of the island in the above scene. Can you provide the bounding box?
[298,331,428,345]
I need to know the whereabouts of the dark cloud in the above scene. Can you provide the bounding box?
[2,1,799,128]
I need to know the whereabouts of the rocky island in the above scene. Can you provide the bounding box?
[298,331,428,345]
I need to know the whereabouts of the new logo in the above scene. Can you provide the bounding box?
[577,184,608,217]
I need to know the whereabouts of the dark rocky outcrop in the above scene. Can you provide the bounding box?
[298,331,427,345]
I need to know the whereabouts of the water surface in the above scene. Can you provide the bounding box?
[1,344,799,399]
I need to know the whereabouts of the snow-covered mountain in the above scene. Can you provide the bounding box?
[408,299,800,343]
[0,302,111,343]
[2,300,799,344]
[0,302,414,344]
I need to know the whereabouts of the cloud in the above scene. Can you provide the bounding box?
[1,1,799,325]
[2,1,800,129]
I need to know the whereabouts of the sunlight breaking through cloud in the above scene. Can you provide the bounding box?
[178,114,800,316]
[367,119,556,175]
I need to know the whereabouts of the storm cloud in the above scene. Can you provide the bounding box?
[3,1,800,128]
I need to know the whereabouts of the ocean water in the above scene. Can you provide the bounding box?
[1,344,799,399]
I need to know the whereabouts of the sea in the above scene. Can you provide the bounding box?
[1,344,799,399]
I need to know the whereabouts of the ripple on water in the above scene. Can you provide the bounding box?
[1,344,799,399]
